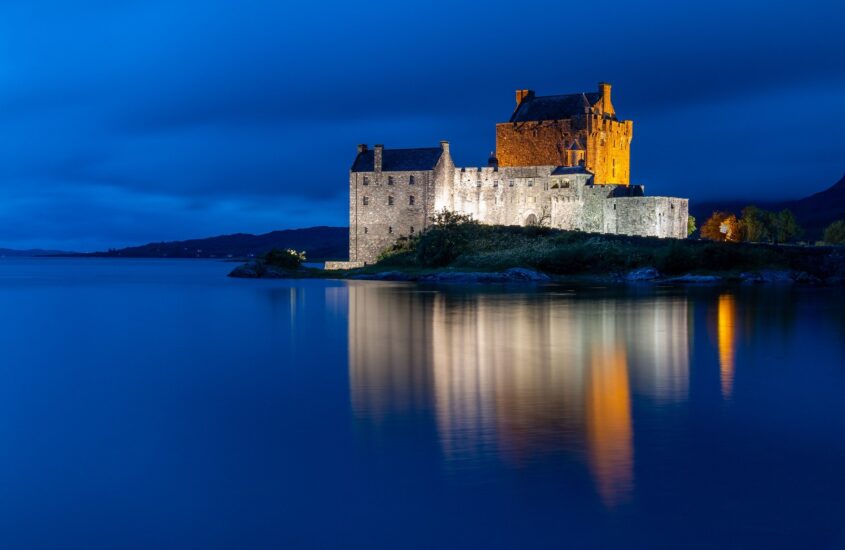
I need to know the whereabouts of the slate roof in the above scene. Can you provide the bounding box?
[351,147,443,172]
[510,92,601,122]
[551,165,593,175]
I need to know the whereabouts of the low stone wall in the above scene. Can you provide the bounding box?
[325,261,365,271]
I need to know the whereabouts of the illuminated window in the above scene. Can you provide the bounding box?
[388,196,394,206]
[409,195,415,206]
[362,196,369,206]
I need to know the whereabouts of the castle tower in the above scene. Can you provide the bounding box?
[495,83,633,185]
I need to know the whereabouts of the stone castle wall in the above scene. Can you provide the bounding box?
[348,151,453,263]
[439,166,683,237]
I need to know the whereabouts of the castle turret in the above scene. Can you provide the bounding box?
[597,82,615,117]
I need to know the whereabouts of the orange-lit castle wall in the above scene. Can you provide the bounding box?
[495,83,632,185]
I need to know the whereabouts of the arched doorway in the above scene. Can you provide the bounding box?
[525,213,538,226]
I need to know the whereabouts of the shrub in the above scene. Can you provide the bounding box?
[656,242,700,274]
[823,220,845,244]
[416,210,481,267]
[264,248,306,269]
[377,235,419,265]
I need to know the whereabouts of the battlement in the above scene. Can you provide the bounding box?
[338,84,689,266]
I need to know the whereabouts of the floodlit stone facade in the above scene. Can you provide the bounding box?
[340,83,689,265]
[496,83,631,185]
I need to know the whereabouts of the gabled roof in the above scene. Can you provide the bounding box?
[351,147,442,172]
[510,92,601,122]
[551,165,593,175]
[567,139,585,151]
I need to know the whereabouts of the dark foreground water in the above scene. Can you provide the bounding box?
[1,258,844,549]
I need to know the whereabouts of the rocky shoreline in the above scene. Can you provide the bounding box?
[228,260,845,286]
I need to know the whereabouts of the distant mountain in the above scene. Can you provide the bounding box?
[786,173,845,238]
[691,172,845,239]
[85,226,348,260]
[0,248,74,257]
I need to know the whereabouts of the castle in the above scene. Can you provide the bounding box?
[336,83,689,266]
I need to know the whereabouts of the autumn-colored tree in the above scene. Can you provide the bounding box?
[701,211,740,242]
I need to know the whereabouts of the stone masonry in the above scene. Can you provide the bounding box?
[337,83,689,266]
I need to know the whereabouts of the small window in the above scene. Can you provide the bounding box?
[509,179,514,187]
[410,226,415,234]
[363,176,369,186]
[388,226,393,234]
[388,176,394,186]
[409,195,415,206]
[409,175,415,185]
[362,196,369,206]
[493,180,499,187]
[388,196,394,206]
[364,227,368,234]
[528,178,534,187]
[562,179,570,188]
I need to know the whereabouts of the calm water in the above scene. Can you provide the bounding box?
[1,258,844,549]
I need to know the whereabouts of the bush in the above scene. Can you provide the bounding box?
[264,248,306,269]
[415,210,481,267]
[655,242,700,274]
[823,220,845,244]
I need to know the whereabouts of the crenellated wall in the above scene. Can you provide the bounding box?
[437,166,680,237]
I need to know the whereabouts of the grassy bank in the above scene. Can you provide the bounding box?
[371,223,843,279]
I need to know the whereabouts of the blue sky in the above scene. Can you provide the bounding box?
[0,0,843,251]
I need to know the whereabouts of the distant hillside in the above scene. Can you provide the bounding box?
[691,172,845,240]
[786,173,845,238]
[86,226,348,260]
[0,248,74,257]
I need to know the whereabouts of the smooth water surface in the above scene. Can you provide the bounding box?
[1,258,844,548]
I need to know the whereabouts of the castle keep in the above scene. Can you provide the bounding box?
[339,83,689,266]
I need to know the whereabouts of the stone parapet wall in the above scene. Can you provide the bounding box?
[325,261,365,270]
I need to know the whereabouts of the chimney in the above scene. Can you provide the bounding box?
[440,140,450,156]
[598,82,611,106]
[515,89,534,107]
[374,144,383,172]
[357,144,367,154]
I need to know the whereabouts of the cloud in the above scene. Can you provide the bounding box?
[0,0,842,249]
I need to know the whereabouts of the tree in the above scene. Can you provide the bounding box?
[701,211,740,242]
[771,209,802,244]
[264,248,306,269]
[823,220,845,244]
[740,206,771,243]
[687,214,697,237]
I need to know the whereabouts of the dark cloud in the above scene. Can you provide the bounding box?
[0,0,843,250]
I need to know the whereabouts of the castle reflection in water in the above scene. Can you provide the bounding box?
[347,283,735,507]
